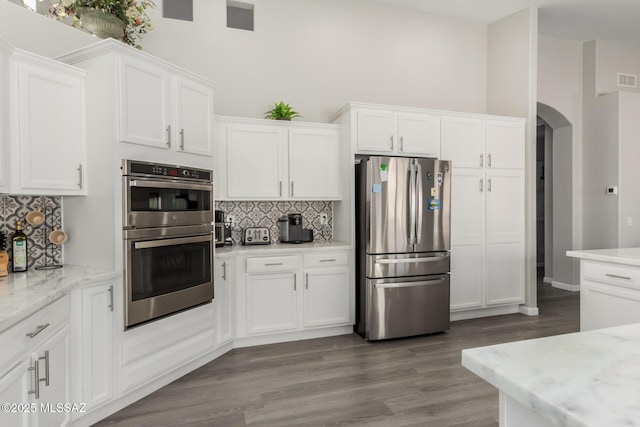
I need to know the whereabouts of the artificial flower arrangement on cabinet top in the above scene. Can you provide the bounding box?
[48,0,155,49]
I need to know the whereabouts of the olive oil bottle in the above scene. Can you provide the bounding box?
[11,220,27,272]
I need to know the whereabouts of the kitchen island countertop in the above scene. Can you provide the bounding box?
[0,265,120,334]
[567,247,640,266]
[462,323,640,427]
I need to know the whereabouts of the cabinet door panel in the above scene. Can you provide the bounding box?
[485,120,524,170]
[33,328,70,427]
[16,63,85,193]
[246,273,298,334]
[288,128,341,199]
[119,58,171,148]
[0,53,7,192]
[440,117,485,168]
[486,171,524,305]
[303,268,350,327]
[215,259,234,345]
[581,280,640,331]
[80,283,114,409]
[356,110,395,153]
[397,113,440,157]
[226,125,285,199]
[0,360,29,427]
[175,78,214,156]
[450,169,485,310]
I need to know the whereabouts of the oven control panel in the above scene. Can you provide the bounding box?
[124,160,212,182]
[242,227,271,245]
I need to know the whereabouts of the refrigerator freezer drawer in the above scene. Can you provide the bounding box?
[365,275,450,340]
[366,252,450,278]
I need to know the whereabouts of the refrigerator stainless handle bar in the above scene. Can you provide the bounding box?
[415,163,423,245]
[407,164,417,245]
[374,278,446,289]
[376,256,448,264]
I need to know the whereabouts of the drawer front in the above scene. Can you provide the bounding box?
[246,256,299,273]
[582,260,640,289]
[304,252,349,268]
[0,295,70,372]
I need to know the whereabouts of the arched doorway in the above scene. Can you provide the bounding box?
[536,102,580,292]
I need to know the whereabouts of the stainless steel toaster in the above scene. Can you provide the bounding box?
[242,227,271,245]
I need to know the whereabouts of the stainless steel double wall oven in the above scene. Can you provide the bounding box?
[122,160,214,329]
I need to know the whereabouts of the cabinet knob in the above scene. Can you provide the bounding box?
[390,135,394,150]
[179,128,185,150]
[487,153,492,167]
[77,164,83,189]
[166,125,172,147]
[400,136,404,152]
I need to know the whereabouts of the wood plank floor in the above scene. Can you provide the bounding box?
[97,281,579,427]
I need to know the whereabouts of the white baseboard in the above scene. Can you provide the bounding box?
[552,280,580,292]
[543,276,553,284]
[450,304,520,321]
[518,306,539,316]
[234,325,353,348]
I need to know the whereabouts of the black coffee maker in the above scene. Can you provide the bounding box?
[278,213,313,243]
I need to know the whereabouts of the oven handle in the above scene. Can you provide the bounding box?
[134,234,211,249]
[129,178,212,192]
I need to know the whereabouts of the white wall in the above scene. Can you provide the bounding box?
[537,35,583,287]
[596,40,640,96]
[140,0,488,122]
[486,7,538,310]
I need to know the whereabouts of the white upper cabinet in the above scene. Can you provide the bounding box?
[1,42,87,196]
[118,55,215,156]
[485,119,525,170]
[353,107,440,157]
[217,117,342,200]
[440,116,485,168]
[226,123,286,199]
[288,128,341,199]
[118,57,171,149]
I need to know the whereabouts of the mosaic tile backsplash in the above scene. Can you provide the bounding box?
[215,201,333,244]
[0,195,63,269]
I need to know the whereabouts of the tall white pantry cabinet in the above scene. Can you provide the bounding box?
[441,116,526,318]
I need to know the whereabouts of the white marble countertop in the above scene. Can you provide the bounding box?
[214,240,352,259]
[462,323,640,427]
[567,247,640,266]
[0,265,120,334]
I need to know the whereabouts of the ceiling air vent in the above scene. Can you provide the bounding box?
[618,73,637,88]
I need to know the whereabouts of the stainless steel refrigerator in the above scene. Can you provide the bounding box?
[355,156,451,340]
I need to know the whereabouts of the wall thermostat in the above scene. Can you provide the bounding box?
[606,186,618,195]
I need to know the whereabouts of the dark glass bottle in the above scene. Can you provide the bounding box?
[11,220,28,272]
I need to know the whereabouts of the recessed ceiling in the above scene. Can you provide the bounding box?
[366,0,640,46]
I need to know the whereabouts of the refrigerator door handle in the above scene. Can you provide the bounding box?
[376,256,448,265]
[415,163,423,245]
[407,164,416,245]
[374,278,446,289]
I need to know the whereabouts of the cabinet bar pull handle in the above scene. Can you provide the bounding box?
[390,135,394,150]
[605,273,631,280]
[291,181,294,197]
[479,178,483,192]
[108,285,114,312]
[166,125,172,147]
[28,361,40,399]
[222,262,227,280]
[265,262,283,266]
[39,350,50,387]
[306,273,309,289]
[319,259,336,263]
[26,323,49,339]
[294,274,297,291]
[488,153,492,167]
[279,181,282,197]
[487,178,492,192]
[77,164,83,189]
[480,154,484,167]
[179,128,185,150]
[400,136,404,152]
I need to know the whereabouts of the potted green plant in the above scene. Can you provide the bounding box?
[48,0,155,49]
[264,101,302,121]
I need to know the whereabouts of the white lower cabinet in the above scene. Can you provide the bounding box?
[0,296,70,427]
[246,272,299,334]
[241,251,351,338]
[71,280,115,415]
[215,258,235,346]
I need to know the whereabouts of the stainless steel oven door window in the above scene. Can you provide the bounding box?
[125,233,214,328]
[124,177,213,229]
